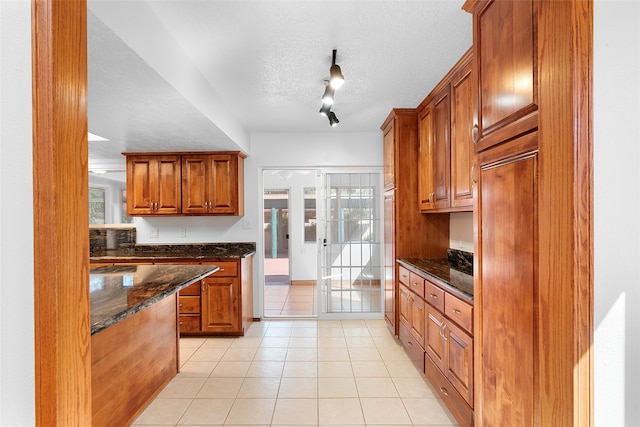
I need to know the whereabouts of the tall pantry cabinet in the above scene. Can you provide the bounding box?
[381,109,449,334]
[462,0,593,425]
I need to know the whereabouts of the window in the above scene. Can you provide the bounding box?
[89,187,106,224]
[121,189,132,224]
[304,187,317,242]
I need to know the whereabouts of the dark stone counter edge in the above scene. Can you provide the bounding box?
[397,259,474,303]
[90,266,219,335]
[90,251,256,263]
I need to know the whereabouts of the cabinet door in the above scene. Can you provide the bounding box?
[398,285,412,328]
[208,154,238,214]
[418,106,435,211]
[384,194,396,332]
[201,276,241,333]
[425,305,446,372]
[432,87,451,209]
[409,293,425,348]
[127,157,155,215]
[155,157,182,214]
[450,61,474,208]
[126,155,181,215]
[472,0,537,151]
[182,156,209,213]
[477,138,537,425]
[383,122,395,191]
[444,320,473,406]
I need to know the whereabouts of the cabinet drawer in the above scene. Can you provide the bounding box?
[209,261,238,277]
[445,293,473,334]
[179,295,200,314]
[425,280,445,312]
[408,272,425,299]
[425,354,473,427]
[180,282,201,296]
[179,314,201,333]
[398,266,410,286]
[399,322,425,373]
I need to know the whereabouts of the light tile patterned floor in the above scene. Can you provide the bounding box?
[132,319,459,427]
[264,285,316,316]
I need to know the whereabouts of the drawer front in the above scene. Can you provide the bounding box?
[425,354,474,427]
[445,293,473,334]
[398,266,410,286]
[399,322,425,373]
[425,280,445,312]
[179,295,201,314]
[408,272,425,299]
[179,314,201,333]
[180,282,201,296]
[209,261,238,277]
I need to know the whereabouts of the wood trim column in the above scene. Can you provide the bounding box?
[32,0,91,425]
[537,0,593,425]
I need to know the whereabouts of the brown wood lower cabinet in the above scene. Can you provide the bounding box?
[397,262,474,427]
[179,256,253,336]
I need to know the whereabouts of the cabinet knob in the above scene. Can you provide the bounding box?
[472,125,479,143]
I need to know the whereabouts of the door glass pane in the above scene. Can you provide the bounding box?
[319,172,382,315]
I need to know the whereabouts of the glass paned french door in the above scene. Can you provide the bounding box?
[318,171,383,318]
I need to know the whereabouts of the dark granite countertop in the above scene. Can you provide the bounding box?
[90,264,218,335]
[398,258,474,302]
[90,242,256,263]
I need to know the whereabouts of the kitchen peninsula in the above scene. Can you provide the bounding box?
[90,264,218,427]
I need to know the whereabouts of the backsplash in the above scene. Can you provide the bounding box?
[89,225,136,252]
[447,248,473,275]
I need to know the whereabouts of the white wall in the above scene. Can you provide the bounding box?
[0,1,35,424]
[450,212,473,253]
[593,1,640,425]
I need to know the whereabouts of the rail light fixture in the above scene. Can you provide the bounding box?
[319,49,346,126]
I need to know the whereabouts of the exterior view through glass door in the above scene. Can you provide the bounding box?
[263,170,318,318]
[318,171,383,318]
[264,189,290,287]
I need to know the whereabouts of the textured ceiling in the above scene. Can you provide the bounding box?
[87,0,472,170]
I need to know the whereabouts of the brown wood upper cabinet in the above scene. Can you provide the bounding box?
[419,49,474,213]
[467,0,538,152]
[182,153,245,215]
[124,151,245,216]
[126,155,182,215]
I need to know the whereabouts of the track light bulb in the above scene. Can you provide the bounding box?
[329,64,345,89]
[322,86,335,106]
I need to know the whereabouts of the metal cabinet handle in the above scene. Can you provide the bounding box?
[452,309,462,315]
[439,323,448,341]
[440,386,449,396]
[429,294,438,299]
[471,163,478,184]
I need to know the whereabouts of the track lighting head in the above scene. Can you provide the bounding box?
[329,64,344,89]
[328,111,340,127]
[329,49,345,89]
[322,86,335,106]
[319,103,332,117]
